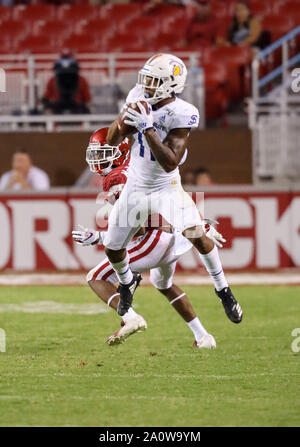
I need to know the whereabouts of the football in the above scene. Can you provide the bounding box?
[118,101,151,137]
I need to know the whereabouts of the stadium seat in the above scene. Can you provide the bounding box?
[227,0,239,16]
[13,4,56,23]
[279,1,300,19]
[145,3,184,22]
[262,15,295,41]
[162,16,189,36]
[268,0,285,14]
[150,9,186,34]
[170,44,212,66]
[0,20,29,47]
[0,6,12,23]
[203,61,228,88]
[33,21,72,45]
[199,45,215,65]
[278,0,299,11]
[57,4,99,23]
[0,36,12,54]
[184,1,197,20]
[249,1,271,18]
[148,4,188,33]
[214,46,252,67]
[202,61,229,120]
[62,33,102,54]
[102,3,142,25]
[211,1,229,19]
[106,33,144,53]
[150,33,185,52]
[212,46,252,101]
[130,17,160,43]
[16,35,55,54]
[79,19,116,44]
[215,14,232,37]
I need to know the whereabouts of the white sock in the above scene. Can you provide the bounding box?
[111,253,133,285]
[122,307,138,322]
[187,317,208,341]
[199,245,228,291]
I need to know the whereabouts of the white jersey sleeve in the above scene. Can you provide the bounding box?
[123,85,144,108]
[170,102,199,130]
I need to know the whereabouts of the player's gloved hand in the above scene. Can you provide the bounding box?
[202,218,226,248]
[124,101,153,133]
[72,225,101,246]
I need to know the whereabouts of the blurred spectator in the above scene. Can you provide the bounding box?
[42,50,91,114]
[195,167,214,186]
[0,150,50,191]
[182,169,196,185]
[217,1,267,49]
[186,0,220,46]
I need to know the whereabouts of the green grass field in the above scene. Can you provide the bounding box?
[0,284,299,427]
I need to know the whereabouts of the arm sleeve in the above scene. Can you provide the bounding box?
[171,105,200,130]
[0,173,9,190]
[31,170,50,191]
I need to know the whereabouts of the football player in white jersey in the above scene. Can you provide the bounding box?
[73,150,226,348]
[103,53,243,324]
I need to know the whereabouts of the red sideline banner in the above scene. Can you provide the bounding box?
[0,189,299,271]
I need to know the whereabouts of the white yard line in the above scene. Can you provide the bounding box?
[0,272,300,286]
[0,301,108,314]
[3,372,300,379]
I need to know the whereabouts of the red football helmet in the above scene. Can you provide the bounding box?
[86,127,130,176]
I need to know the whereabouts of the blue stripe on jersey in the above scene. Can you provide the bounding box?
[138,131,156,161]
[138,132,145,157]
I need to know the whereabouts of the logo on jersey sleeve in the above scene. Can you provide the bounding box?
[188,114,198,126]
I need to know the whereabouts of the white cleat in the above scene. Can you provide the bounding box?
[193,334,216,349]
[106,315,147,346]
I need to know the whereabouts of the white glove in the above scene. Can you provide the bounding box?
[202,218,226,248]
[124,101,153,133]
[72,225,101,246]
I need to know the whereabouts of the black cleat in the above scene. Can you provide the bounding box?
[117,272,142,316]
[215,287,243,324]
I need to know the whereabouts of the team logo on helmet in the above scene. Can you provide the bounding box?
[170,61,184,77]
